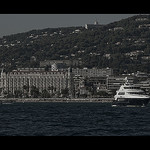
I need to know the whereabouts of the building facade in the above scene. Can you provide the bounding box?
[107,76,134,91]
[72,67,113,78]
[0,68,69,97]
[40,59,82,68]
[0,67,116,98]
[85,21,103,29]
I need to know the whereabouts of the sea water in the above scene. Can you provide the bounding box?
[0,102,150,136]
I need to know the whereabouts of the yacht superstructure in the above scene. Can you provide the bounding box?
[112,77,150,107]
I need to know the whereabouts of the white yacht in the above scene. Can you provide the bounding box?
[112,77,150,107]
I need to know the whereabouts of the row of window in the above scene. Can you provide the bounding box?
[124,86,140,89]
[118,92,144,95]
[8,71,67,75]
[2,78,67,82]
[5,81,67,86]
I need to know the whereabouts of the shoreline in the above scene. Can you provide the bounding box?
[0,97,114,103]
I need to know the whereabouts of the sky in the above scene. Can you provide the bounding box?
[0,14,138,37]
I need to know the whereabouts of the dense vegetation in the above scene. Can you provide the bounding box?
[1,14,150,74]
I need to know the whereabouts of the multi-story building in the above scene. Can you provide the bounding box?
[40,59,82,68]
[135,79,150,94]
[0,66,115,98]
[0,68,69,97]
[107,76,134,91]
[72,67,113,78]
[85,77,107,91]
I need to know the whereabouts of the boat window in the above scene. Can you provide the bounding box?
[124,87,140,89]
[128,92,144,95]
[124,87,130,89]
[118,92,125,95]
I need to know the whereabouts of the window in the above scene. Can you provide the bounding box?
[124,86,140,89]
[118,92,125,95]
[128,92,144,95]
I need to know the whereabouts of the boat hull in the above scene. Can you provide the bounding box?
[112,98,150,107]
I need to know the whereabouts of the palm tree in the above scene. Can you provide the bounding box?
[23,85,29,97]
[48,86,54,94]
[30,86,40,98]
[41,89,50,98]
[14,90,23,98]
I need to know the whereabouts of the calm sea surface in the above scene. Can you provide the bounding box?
[0,102,150,136]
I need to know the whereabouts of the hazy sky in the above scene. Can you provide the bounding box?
[0,14,137,37]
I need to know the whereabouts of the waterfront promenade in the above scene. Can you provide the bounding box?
[0,97,114,103]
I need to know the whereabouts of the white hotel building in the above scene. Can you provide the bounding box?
[0,68,69,96]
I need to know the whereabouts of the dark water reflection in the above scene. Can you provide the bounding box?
[0,102,150,136]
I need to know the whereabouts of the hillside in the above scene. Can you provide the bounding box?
[1,14,150,74]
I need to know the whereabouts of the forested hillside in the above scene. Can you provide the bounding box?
[1,14,150,74]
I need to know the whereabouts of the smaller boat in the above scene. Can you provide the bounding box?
[112,77,150,107]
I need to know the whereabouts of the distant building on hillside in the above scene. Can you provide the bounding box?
[30,56,36,62]
[85,20,103,29]
[40,59,82,68]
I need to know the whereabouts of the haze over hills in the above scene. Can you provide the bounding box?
[1,14,150,75]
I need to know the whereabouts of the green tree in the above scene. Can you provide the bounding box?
[30,86,40,98]
[41,89,50,98]
[61,88,69,97]
[14,90,22,98]
[23,85,29,97]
